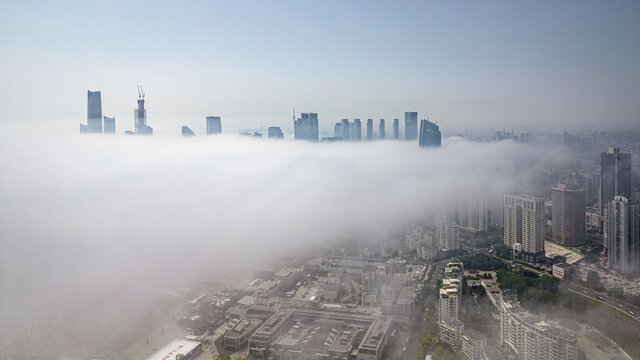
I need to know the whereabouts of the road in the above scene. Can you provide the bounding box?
[566,282,640,323]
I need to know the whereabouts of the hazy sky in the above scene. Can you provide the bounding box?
[1,1,639,133]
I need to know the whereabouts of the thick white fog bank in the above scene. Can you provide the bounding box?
[0,132,565,356]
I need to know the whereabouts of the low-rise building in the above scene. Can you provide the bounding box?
[552,262,574,280]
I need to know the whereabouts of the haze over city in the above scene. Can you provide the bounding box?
[1,1,640,360]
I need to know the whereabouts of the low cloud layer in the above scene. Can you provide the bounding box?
[0,132,566,357]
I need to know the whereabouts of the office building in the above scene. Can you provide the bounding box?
[133,85,152,135]
[294,112,318,142]
[366,118,373,140]
[404,112,418,140]
[418,118,441,147]
[182,126,195,137]
[393,119,399,140]
[268,126,283,138]
[379,119,385,140]
[103,116,115,134]
[86,90,102,133]
[334,122,343,139]
[605,196,640,274]
[341,119,350,140]
[552,183,586,246]
[353,118,362,141]
[206,116,222,134]
[600,147,632,215]
[504,194,546,263]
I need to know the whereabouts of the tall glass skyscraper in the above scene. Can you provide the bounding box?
[419,119,441,147]
[404,112,418,140]
[87,90,102,133]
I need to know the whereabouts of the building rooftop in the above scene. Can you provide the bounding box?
[358,315,393,352]
[145,339,200,360]
[225,318,262,340]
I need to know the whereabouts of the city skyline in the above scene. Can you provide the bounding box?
[1,1,639,133]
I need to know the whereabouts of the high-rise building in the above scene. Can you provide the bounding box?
[87,90,102,133]
[206,116,222,134]
[103,116,115,134]
[133,85,152,135]
[600,147,632,215]
[504,194,546,263]
[393,119,399,140]
[437,224,460,250]
[439,318,464,348]
[366,119,373,140]
[353,118,362,141]
[418,118,441,147]
[182,126,195,137]
[500,301,577,360]
[462,329,486,360]
[341,119,350,140]
[552,184,586,246]
[378,119,385,140]
[605,196,640,274]
[267,126,283,138]
[294,113,319,142]
[404,112,418,140]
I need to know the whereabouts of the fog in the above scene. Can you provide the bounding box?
[0,132,568,357]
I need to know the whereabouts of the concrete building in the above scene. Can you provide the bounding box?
[504,194,546,263]
[378,119,385,140]
[182,126,195,137]
[145,339,202,360]
[223,318,262,352]
[393,119,399,140]
[552,184,586,246]
[267,126,283,138]
[206,116,222,134]
[294,112,319,142]
[418,118,441,147]
[552,262,574,280]
[439,317,464,348]
[605,196,640,274]
[461,328,486,360]
[600,147,632,216]
[439,278,460,322]
[366,118,373,140]
[103,116,115,134]
[499,301,577,360]
[356,316,393,360]
[86,90,102,133]
[437,223,460,251]
[404,112,418,141]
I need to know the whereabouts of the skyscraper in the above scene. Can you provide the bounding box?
[103,116,115,134]
[87,90,102,133]
[379,119,385,140]
[353,118,362,141]
[268,126,283,138]
[600,147,632,215]
[504,194,546,263]
[206,116,222,134]
[418,119,441,147]
[404,111,418,140]
[293,113,318,142]
[605,196,639,274]
[133,85,152,135]
[181,126,195,137]
[366,119,373,140]
[341,119,350,140]
[437,223,460,250]
[393,118,399,140]
[552,184,586,246]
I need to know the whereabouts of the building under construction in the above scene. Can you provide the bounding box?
[130,85,153,135]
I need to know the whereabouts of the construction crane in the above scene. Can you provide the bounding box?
[137,85,145,100]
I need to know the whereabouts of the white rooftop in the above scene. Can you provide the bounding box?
[145,339,201,360]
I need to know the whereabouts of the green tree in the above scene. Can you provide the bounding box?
[586,270,600,289]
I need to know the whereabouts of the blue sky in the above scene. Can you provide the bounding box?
[1,1,639,134]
